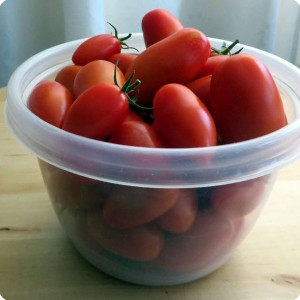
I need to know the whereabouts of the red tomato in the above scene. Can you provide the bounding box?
[38,160,109,209]
[72,34,118,65]
[28,80,73,128]
[210,54,287,144]
[156,188,198,234]
[87,210,165,261]
[125,28,211,106]
[186,75,212,111]
[153,83,217,148]
[154,211,234,272]
[212,177,268,219]
[62,83,129,140]
[123,109,144,122]
[73,60,125,98]
[55,64,82,96]
[142,8,183,47]
[103,186,179,229]
[108,53,138,74]
[197,55,229,78]
[109,120,164,148]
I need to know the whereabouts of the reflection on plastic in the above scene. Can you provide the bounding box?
[0,0,6,6]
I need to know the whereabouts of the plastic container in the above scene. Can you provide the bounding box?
[5,34,300,286]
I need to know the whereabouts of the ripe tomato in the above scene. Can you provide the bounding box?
[186,75,212,111]
[108,53,138,74]
[154,211,234,272]
[125,28,211,105]
[102,186,179,229]
[197,55,229,78]
[123,109,144,122]
[38,160,107,209]
[212,177,268,219]
[55,64,82,96]
[211,54,287,144]
[142,8,183,47]
[62,83,129,140]
[72,23,137,66]
[72,34,117,65]
[73,60,125,98]
[156,188,198,234]
[109,120,164,147]
[153,83,217,148]
[87,210,165,261]
[28,80,73,128]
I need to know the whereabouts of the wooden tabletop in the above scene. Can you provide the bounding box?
[0,87,300,300]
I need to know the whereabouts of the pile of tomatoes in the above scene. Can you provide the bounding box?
[28,8,287,148]
[31,9,287,273]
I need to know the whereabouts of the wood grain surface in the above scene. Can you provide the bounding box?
[0,88,300,300]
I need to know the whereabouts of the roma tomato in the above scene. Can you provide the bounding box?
[38,160,107,210]
[212,177,268,219]
[55,64,82,96]
[72,24,137,66]
[125,28,211,105]
[109,120,164,147]
[108,53,138,74]
[154,211,234,272]
[62,83,129,140]
[87,210,165,261]
[156,188,198,234]
[103,186,179,229]
[211,54,287,144]
[197,55,229,78]
[72,34,116,65]
[73,60,125,98]
[153,83,217,148]
[142,8,183,47]
[123,109,144,122]
[28,80,73,128]
[186,75,212,111]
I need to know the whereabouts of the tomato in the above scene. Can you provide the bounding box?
[156,188,198,234]
[210,54,287,144]
[154,211,234,272]
[212,177,268,219]
[72,34,117,65]
[27,80,73,128]
[55,65,82,97]
[186,75,212,111]
[125,28,211,106]
[103,186,179,229]
[87,210,165,261]
[73,60,125,98]
[62,83,129,140]
[72,23,137,66]
[141,8,183,47]
[108,53,138,74]
[109,120,164,147]
[197,55,229,78]
[123,109,144,122]
[38,160,109,209]
[153,83,217,148]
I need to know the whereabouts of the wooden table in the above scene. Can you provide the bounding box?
[0,87,300,300]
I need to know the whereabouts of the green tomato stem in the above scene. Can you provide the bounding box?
[107,22,139,52]
[113,61,152,111]
[211,39,243,56]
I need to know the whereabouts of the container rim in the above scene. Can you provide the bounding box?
[5,34,300,187]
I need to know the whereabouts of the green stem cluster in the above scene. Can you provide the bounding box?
[211,39,243,56]
[108,22,139,52]
[113,61,152,111]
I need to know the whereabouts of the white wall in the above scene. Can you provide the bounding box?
[0,0,299,87]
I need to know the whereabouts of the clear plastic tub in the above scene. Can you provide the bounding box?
[5,34,300,286]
